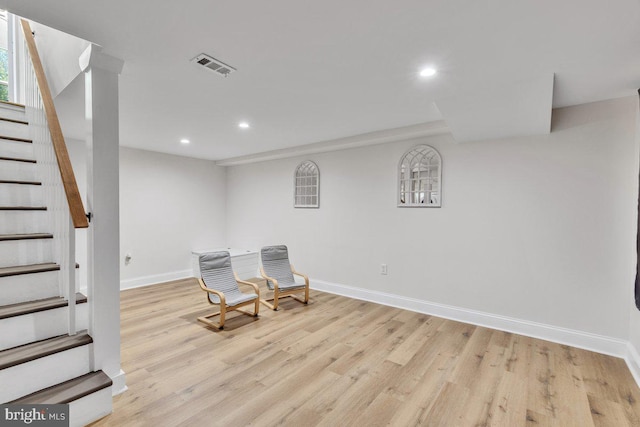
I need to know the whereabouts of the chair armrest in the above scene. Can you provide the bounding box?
[198,278,226,306]
[260,267,279,291]
[234,272,260,295]
[291,265,309,286]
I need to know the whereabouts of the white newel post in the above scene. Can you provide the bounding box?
[80,44,127,395]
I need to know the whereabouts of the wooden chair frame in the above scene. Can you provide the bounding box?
[197,272,260,330]
[260,264,309,311]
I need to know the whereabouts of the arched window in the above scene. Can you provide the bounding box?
[398,145,442,207]
[294,161,319,208]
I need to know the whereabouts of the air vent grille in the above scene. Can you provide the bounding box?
[192,54,236,77]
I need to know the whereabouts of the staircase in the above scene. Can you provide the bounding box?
[0,101,112,426]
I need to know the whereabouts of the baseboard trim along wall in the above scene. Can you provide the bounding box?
[120,269,193,291]
[311,279,631,362]
[111,369,127,396]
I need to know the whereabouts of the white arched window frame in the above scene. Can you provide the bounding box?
[294,161,320,208]
[398,145,442,207]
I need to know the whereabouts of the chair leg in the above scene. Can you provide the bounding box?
[198,300,261,329]
[197,310,224,330]
[304,286,309,304]
[260,299,276,310]
[219,305,226,329]
[290,294,306,304]
[262,292,308,309]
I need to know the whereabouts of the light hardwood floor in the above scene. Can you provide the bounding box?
[90,278,640,426]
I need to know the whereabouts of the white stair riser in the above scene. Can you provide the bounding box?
[0,160,38,182]
[69,386,113,427]
[0,270,60,305]
[0,121,30,140]
[0,344,91,402]
[0,239,54,268]
[0,185,43,208]
[0,211,50,234]
[0,106,26,122]
[0,304,89,351]
[0,139,34,159]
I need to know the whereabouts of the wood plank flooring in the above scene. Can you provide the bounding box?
[90,278,640,426]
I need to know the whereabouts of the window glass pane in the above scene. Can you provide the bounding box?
[294,161,319,208]
[398,145,441,207]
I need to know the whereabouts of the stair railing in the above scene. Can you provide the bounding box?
[19,19,88,336]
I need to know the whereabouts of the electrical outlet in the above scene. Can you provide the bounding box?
[380,264,387,275]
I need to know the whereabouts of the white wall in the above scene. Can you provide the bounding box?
[67,142,228,289]
[119,147,227,288]
[227,96,638,340]
[628,97,640,381]
[31,21,89,98]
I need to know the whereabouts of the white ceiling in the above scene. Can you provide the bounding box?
[437,74,555,143]
[1,0,640,161]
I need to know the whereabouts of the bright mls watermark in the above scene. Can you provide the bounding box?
[0,405,68,426]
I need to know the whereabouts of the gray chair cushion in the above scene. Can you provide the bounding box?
[261,245,304,291]
[199,251,257,306]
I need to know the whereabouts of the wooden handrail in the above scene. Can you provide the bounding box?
[20,20,89,229]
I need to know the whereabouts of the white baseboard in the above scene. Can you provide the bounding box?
[110,369,127,396]
[311,279,628,359]
[120,269,193,291]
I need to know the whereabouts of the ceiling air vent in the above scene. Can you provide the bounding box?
[191,53,236,77]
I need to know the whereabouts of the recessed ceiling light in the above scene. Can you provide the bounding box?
[180,138,190,144]
[238,122,250,129]
[419,67,437,77]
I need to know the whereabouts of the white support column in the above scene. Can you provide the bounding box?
[80,44,126,395]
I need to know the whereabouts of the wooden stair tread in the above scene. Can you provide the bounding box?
[0,331,92,370]
[0,206,47,211]
[0,233,53,241]
[0,135,31,143]
[0,179,41,185]
[0,100,25,109]
[0,263,59,278]
[0,156,36,163]
[0,293,87,320]
[0,117,28,125]
[10,371,111,404]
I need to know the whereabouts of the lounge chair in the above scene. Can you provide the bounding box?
[197,251,260,329]
[259,245,309,310]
